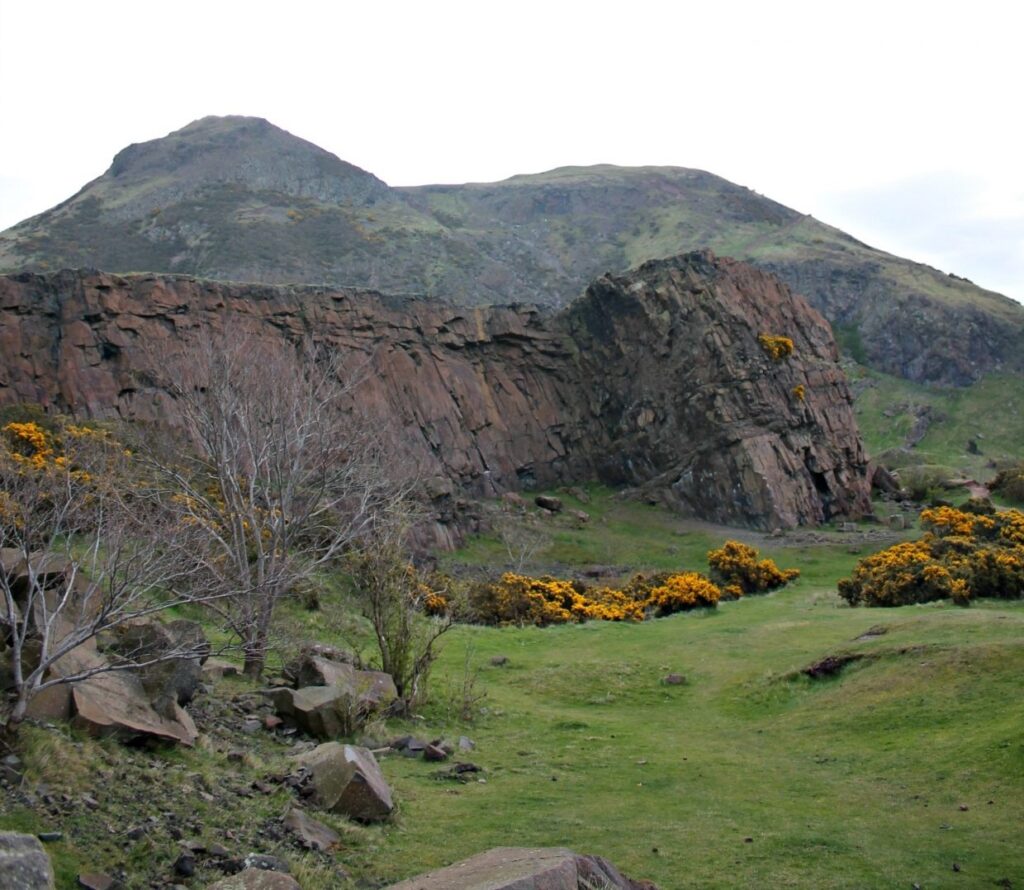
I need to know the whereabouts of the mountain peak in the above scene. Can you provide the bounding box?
[103,115,390,206]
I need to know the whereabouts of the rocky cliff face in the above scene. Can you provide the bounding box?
[0,252,871,533]
[3,117,1020,386]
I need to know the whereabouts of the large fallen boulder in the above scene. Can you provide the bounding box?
[56,645,199,746]
[283,653,396,707]
[268,657,397,739]
[383,847,658,889]
[0,831,56,889]
[98,618,209,713]
[295,743,393,821]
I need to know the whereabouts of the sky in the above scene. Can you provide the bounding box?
[1,0,1021,301]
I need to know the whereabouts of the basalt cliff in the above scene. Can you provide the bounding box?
[0,251,871,535]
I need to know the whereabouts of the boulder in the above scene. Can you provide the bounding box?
[64,646,198,745]
[382,847,657,889]
[535,495,563,513]
[201,657,239,681]
[268,662,397,739]
[97,618,208,711]
[282,807,340,851]
[295,743,393,821]
[206,869,301,890]
[283,654,396,708]
[0,831,55,889]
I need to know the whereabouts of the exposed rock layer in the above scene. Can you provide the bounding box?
[0,251,871,530]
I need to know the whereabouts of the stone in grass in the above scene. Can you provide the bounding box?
[282,807,340,852]
[295,743,394,821]
[207,870,301,890]
[77,875,115,890]
[534,495,563,513]
[661,673,686,685]
[423,744,449,762]
[381,846,657,889]
[243,853,290,872]
[0,831,55,890]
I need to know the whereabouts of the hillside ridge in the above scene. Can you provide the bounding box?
[2,115,1021,385]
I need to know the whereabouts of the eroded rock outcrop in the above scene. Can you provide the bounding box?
[0,251,870,531]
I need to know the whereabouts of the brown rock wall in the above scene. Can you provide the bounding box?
[0,251,870,531]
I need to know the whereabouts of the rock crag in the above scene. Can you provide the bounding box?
[0,251,871,532]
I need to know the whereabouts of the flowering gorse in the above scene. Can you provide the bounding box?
[838,505,1024,607]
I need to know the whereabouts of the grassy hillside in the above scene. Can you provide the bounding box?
[5,489,1022,888]
[850,368,1024,479]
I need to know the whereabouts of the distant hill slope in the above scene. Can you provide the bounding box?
[2,115,1021,384]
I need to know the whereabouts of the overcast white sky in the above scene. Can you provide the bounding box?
[1,0,1021,301]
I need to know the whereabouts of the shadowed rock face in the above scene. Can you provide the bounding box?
[0,251,870,531]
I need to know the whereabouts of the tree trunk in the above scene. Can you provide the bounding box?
[1,695,29,746]
[242,645,265,678]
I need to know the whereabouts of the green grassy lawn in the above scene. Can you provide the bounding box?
[4,489,1022,889]
[380,581,1023,888]
[374,491,1024,888]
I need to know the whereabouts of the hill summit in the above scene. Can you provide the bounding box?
[2,115,1022,385]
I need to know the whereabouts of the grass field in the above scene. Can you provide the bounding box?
[3,489,1022,889]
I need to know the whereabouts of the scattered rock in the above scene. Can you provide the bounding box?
[889,514,907,531]
[66,644,198,746]
[381,846,657,889]
[206,869,301,890]
[803,653,864,679]
[457,736,475,751]
[77,874,115,890]
[534,495,563,513]
[490,656,509,667]
[243,853,290,873]
[433,762,483,783]
[173,852,196,877]
[0,831,55,889]
[282,807,340,852]
[661,673,686,686]
[295,743,394,821]
[424,744,449,762]
[870,464,901,495]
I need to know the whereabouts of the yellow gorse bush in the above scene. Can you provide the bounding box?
[451,540,801,627]
[838,505,1024,607]
[707,540,800,594]
[647,572,722,616]
[758,334,795,361]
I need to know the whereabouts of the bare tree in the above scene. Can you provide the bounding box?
[347,502,455,715]
[497,512,550,573]
[152,330,409,678]
[1,423,213,740]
